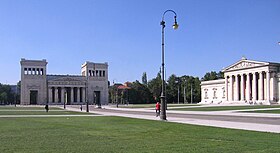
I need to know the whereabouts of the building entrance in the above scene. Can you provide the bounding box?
[30,90,38,104]
[94,91,101,106]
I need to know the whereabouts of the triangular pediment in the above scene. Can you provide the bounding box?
[223,59,269,72]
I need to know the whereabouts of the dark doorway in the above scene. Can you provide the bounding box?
[94,91,101,105]
[30,90,38,105]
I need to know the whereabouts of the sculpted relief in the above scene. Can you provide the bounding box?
[228,61,262,71]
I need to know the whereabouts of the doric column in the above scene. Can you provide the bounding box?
[266,71,270,102]
[246,73,250,101]
[229,76,233,101]
[259,72,264,100]
[71,87,74,103]
[55,87,59,103]
[240,74,245,101]
[225,76,228,101]
[48,88,52,103]
[82,87,86,103]
[61,87,65,104]
[234,75,239,101]
[77,87,80,102]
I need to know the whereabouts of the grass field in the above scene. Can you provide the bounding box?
[0,106,92,115]
[245,109,280,114]
[0,106,62,110]
[170,105,280,111]
[116,103,199,108]
[0,116,279,153]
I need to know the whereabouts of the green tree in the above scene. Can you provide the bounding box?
[0,92,8,104]
[201,71,224,81]
[166,74,180,103]
[142,72,148,86]
[129,80,153,104]
[147,72,162,101]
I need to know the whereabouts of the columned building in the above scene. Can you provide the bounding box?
[20,58,109,105]
[201,57,280,105]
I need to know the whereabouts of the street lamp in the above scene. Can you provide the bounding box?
[160,10,179,120]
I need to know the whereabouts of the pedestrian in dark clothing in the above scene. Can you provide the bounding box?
[45,104,49,112]
[80,105,83,111]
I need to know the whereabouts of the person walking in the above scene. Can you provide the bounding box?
[155,102,160,117]
[45,104,49,112]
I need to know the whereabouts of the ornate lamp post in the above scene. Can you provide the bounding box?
[160,10,179,120]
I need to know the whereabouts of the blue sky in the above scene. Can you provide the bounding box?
[0,0,279,84]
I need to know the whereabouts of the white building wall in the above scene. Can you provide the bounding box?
[200,79,225,104]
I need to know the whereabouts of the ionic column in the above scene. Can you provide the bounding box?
[77,87,80,102]
[55,87,59,103]
[82,87,86,103]
[229,76,233,101]
[234,75,239,101]
[252,72,257,102]
[259,72,264,100]
[48,88,52,103]
[225,76,228,101]
[266,71,270,102]
[71,87,74,103]
[271,72,275,102]
[240,74,245,101]
[246,74,250,101]
[61,87,65,104]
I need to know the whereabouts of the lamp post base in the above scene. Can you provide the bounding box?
[160,95,166,120]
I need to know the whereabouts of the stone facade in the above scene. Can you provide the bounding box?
[200,57,280,105]
[20,58,109,105]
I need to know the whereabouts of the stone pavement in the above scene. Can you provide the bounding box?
[65,105,280,133]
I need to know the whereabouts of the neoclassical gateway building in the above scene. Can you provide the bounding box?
[201,57,280,105]
[20,58,108,105]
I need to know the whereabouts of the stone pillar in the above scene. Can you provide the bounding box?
[82,87,86,103]
[77,87,80,102]
[240,74,245,101]
[55,87,59,103]
[266,71,270,102]
[252,72,257,102]
[225,76,228,101]
[71,87,74,103]
[229,76,233,101]
[61,87,65,104]
[246,74,250,101]
[48,88,52,103]
[259,72,264,100]
[271,72,274,102]
[234,75,239,101]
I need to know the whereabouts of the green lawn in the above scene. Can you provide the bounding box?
[245,109,280,114]
[0,106,93,115]
[0,110,90,115]
[0,116,279,153]
[117,103,199,108]
[170,105,280,111]
[0,106,62,110]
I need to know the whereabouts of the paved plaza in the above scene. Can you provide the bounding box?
[65,104,280,133]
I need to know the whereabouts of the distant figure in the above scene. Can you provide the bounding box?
[80,105,83,111]
[116,102,119,108]
[155,102,161,117]
[45,104,49,112]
